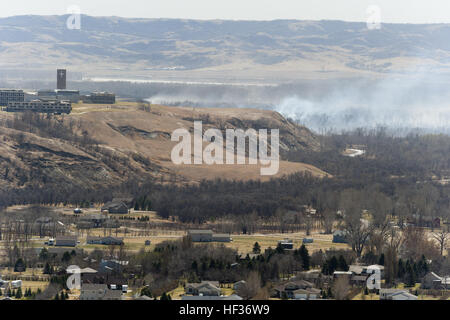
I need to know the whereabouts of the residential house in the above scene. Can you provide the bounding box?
[212,233,232,242]
[278,239,294,250]
[333,271,353,279]
[67,267,98,275]
[87,236,124,246]
[188,230,213,242]
[380,289,418,300]
[185,281,221,296]
[421,272,450,290]
[295,271,323,287]
[77,214,108,229]
[350,275,369,287]
[79,283,122,300]
[55,236,77,247]
[233,280,247,291]
[102,201,129,214]
[135,295,152,300]
[273,280,316,299]
[181,294,243,300]
[99,259,129,273]
[187,230,232,243]
[349,264,385,279]
[332,230,348,243]
[293,288,321,300]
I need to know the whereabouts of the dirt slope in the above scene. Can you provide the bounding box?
[0,102,328,191]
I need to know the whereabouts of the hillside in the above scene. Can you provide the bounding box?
[2,15,450,82]
[0,103,327,201]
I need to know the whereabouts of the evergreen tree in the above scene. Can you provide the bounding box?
[43,262,52,275]
[14,258,26,272]
[321,262,330,275]
[337,255,348,271]
[15,287,22,299]
[252,242,261,254]
[329,256,338,273]
[406,262,416,287]
[378,253,385,266]
[327,287,332,298]
[140,286,152,297]
[160,292,170,300]
[299,245,310,270]
[397,259,405,278]
[61,251,71,263]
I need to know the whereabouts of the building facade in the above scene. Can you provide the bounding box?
[89,92,116,104]
[5,100,72,114]
[57,69,67,90]
[0,89,24,106]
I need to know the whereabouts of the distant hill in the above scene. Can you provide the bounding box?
[0,103,326,202]
[1,15,450,81]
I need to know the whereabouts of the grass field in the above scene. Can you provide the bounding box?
[223,231,349,255]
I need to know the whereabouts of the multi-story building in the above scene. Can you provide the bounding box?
[38,89,80,103]
[0,89,25,106]
[5,100,72,114]
[85,92,116,104]
[55,89,80,103]
[57,69,67,90]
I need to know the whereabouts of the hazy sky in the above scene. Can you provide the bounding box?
[1,0,450,23]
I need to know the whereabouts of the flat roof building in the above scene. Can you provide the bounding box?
[0,89,24,106]
[5,100,72,114]
[88,92,116,104]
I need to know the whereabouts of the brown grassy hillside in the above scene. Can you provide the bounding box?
[0,102,328,193]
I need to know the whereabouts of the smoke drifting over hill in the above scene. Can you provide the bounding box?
[144,74,450,134]
[275,75,450,134]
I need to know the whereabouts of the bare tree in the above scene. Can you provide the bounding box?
[340,190,374,257]
[237,271,261,300]
[332,277,350,300]
[433,226,449,257]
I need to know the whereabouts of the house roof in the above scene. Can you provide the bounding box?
[380,288,406,294]
[293,288,321,295]
[82,283,107,290]
[103,289,123,299]
[351,275,369,281]
[188,230,214,234]
[333,271,352,275]
[80,214,107,221]
[56,236,77,241]
[87,236,124,242]
[181,294,242,301]
[135,295,152,300]
[66,267,98,274]
[212,233,231,238]
[349,265,365,274]
[101,201,129,213]
[390,291,418,300]
[186,281,220,289]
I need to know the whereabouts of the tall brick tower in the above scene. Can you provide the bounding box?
[57,69,67,90]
